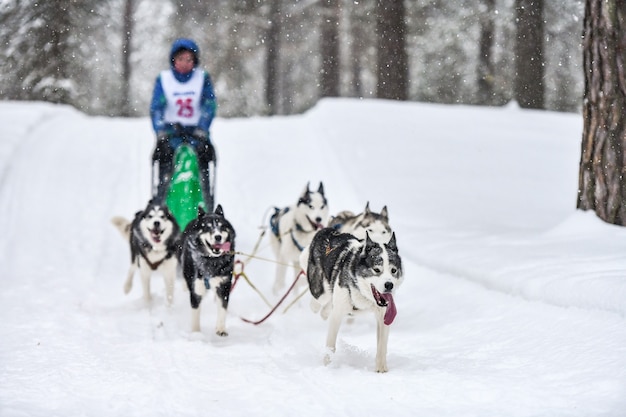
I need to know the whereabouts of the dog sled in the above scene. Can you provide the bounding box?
[152,136,216,230]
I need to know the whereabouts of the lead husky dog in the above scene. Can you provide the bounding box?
[300,227,403,373]
[329,202,392,243]
[111,200,181,305]
[179,205,236,336]
[269,182,329,294]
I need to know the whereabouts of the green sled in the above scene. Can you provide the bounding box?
[166,144,206,230]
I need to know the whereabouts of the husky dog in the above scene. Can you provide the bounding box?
[269,182,329,294]
[329,202,392,243]
[300,227,403,373]
[179,205,236,335]
[111,200,181,305]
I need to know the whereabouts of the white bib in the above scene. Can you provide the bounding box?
[161,69,204,126]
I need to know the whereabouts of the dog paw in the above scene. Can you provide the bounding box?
[320,303,331,320]
[123,281,132,294]
[310,298,321,313]
[323,347,335,366]
[216,330,228,337]
[375,360,388,373]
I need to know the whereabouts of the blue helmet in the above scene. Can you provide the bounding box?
[169,38,200,68]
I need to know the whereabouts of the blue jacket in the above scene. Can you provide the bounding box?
[150,38,217,136]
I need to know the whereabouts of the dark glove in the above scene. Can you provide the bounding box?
[192,128,208,141]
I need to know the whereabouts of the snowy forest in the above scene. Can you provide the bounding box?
[0,0,584,118]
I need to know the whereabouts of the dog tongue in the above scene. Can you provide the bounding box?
[382,293,397,325]
[151,230,162,242]
[214,241,231,252]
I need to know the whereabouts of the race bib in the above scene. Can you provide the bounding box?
[161,69,204,126]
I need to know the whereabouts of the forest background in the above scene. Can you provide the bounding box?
[0,0,584,118]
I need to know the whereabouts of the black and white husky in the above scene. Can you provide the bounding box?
[300,227,403,373]
[269,182,329,294]
[179,205,236,336]
[111,200,181,305]
[329,202,392,243]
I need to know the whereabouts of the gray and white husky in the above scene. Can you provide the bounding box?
[269,182,329,294]
[111,200,181,305]
[300,227,403,373]
[329,202,392,243]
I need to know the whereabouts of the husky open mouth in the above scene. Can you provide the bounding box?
[203,238,231,255]
[371,284,397,325]
[149,227,164,243]
[306,215,325,231]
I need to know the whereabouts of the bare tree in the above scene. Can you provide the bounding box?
[477,0,496,104]
[320,0,340,98]
[265,0,282,115]
[121,0,135,117]
[578,0,626,225]
[376,0,408,100]
[515,0,545,109]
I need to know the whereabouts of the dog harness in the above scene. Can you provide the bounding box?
[138,242,175,271]
[270,206,314,252]
[269,207,287,239]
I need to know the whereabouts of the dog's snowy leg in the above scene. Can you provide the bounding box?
[273,257,287,295]
[215,306,228,336]
[191,308,201,332]
[139,266,152,303]
[320,302,332,320]
[123,264,136,294]
[190,280,205,332]
[310,297,322,313]
[214,278,231,337]
[375,311,390,373]
[323,346,335,366]
[324,308,343,365]
[162,260,176,306]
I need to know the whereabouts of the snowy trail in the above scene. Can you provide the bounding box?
[1,101,625,416]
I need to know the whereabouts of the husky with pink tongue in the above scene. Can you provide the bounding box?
[300,227,403,373]
[179,205,236,336]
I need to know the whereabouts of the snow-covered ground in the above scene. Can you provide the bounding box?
[0,99,624,416]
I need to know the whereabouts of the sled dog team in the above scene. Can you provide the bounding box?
[112,183,403,373]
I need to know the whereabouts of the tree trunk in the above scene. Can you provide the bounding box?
[120,0,134,117]
[376,0,408,101]
[515,0,545,109]
[578,0,626,225]
[477,0,496,104]
[265,1,281,115]
[320,0,340,98]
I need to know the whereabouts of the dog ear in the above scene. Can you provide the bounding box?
[301,182,311,197]
[318,182,325,196]
[363,231,376,250]
[386,232,397,252]
[298,183,311,205]
[197,205,206,217]
[364,201,371,213]
[214,204,224,216]
[380,205,389,221]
